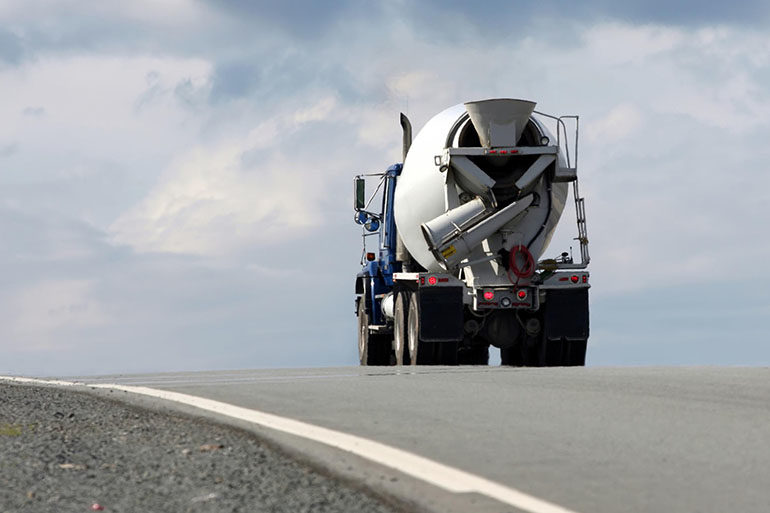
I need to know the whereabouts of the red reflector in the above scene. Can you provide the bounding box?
[559,277,569,281]
[483,291,494,300]
[571,275,579,283]
[366,252,376,261]
[510,149,519,154]
[499,150,508,154]
[489,150,497,154]
[428,276,437,285]
[517,289,527,299]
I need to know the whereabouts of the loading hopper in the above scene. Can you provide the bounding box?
[464,99,536,148]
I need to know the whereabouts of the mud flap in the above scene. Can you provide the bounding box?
[543,288,589,341]
[418,286,464,342]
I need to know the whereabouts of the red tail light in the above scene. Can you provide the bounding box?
[517,289,527,300]
[428,276,437,285]
[483,291,494,300]
[570,275,579,283]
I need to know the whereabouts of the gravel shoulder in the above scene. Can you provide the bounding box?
[0,383,404,513]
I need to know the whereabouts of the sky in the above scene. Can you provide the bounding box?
[1,1,769,376]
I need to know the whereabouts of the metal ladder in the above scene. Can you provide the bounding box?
[573,181,590,266]
[564,115,590,267]
[534,111,590,268]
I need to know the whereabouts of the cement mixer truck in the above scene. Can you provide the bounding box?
[354,99,590,366]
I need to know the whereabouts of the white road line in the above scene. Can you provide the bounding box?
[1,375,579,513]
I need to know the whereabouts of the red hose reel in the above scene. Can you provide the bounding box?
[508,245,535,283]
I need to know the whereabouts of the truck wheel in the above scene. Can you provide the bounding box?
[500,345,524,366]
[436,342,459,365]
[541,338,586,366]
[566,339,587,366]
[358,298,389,366]
[458,344,489,365]
[522,335,547,366]
[407,292,435,365]
[544,338,564,366]
[393,291,410,365]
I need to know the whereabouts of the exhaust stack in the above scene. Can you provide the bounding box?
[464,99,536,148]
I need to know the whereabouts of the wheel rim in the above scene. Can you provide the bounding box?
[394,293,405,365]
[394,336,402,364]
[358,300,368,365]
[359,326,365,361]
[408,294,419,365]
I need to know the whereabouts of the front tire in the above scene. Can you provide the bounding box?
[358,298,389,366]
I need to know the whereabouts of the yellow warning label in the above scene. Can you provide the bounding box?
[441,245,457,259]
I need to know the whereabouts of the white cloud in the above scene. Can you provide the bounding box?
[353,106,400,149]
[8,280,111,350]
[582,23,685,66]
[386,71,437,102]
[656,71,770,131]
[0,0,212,29]
[586,104,644,143]
[106,92,426,256]
[291,96,337,124]
[0,55,212,174]
[241,96,339,150]
[109,98,343,255]
[110,147,310,254]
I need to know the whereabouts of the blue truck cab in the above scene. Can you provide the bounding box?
[354,163,402,332]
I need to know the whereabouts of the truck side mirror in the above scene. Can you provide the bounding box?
[354,177,366,211]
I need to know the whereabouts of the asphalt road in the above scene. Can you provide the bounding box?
[67,366,769,513]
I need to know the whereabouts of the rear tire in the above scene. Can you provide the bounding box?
[436,341,459,365]
[358,298,389,366]
[500,345,524,366]
[541,338,587,366]
[544,338,564,366]
[407,292,435,365]
[458,343,489,365]
[393,291,410,365]
[566,339,587,366]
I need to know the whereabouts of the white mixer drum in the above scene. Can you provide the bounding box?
[394,99,568,273]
